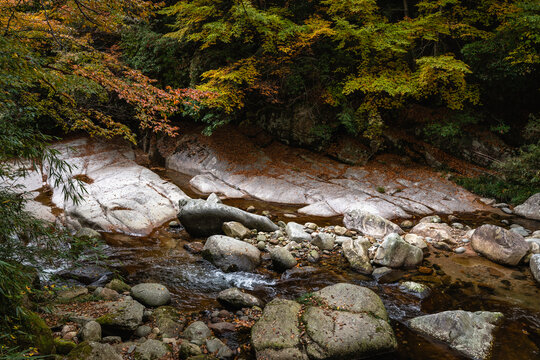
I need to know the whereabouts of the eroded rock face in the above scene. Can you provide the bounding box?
[471,224,529,266]
[251,284,397,360]
[409,310,504,360]
[514,193,540,221]
[202,235,261,272]
[374,234,423,268]
[178,197,278,237]
[344,210,404,239]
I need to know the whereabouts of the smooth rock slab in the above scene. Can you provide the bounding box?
[202,235,261,272]
[178,197,278,237]
[374,234,423,268]
[409,310,504,360]
[471,224,529,266]
[344,209,403,239]
[130,283,171,307]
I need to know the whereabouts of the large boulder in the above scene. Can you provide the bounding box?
[130,283,171,307]
[471,224,529,266]
[410,222,455,244]
[374,234,423,268]
[251,284,397,360]
[343,210,403,239]
[202,235,261,272]
[251,299,306,360]
[178,197,278,237]
[409,310,504,360]
[19,310,55,355]
[286,222,312,243]
[97,299,144,333]
[514,193,540,221]
[530,254,540,284]
[342,238,373,274]
[67,341,122,360]
[217,288,264,309]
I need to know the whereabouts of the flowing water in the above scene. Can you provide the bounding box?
[99,168,540,359]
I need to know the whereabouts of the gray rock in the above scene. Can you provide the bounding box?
[335,236,349,245]
[222,221,251,239]
[183,321,211,346]
[202,235,261,272]
[400,220,414,229]
[94,287,119,301]
[57,286,88,301]
[79,321,101,342]
[399,281,430,299]
[471,224,529,266]
[205,338,234,359]
[135,325,152,338]
[530,254,540,284]
[410,222,455,244]
[179,342,202,358]
[501,207,513,214]
[66,341,121,360]
[251,299,306,360]
[97,299,144,332]
[133,339,170,360]
[102,336,122,344]
[130,283,171,307]
[75,227,102,239]
[105,279,131,293]
[374,234,423,268]
[308,249,320,263]
[270,247,297,270]
[342,238,373,274]
[526,239,540,254]
[311,232,335,250]
[343,209,403,239]
[510,226,531,237]
[303,284,397,359]
[285,222,312,243]
[305,222,318,230]
[178,197,278,237]
[409,310,504,360]
[153,306,185,338]
[419,215,441,223]
[333,226,348,236]
[403,234,428,251]
[58,265,113,285]
[217,288,263,309]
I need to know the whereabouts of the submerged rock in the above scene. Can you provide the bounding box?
[471,224,529,266]
[178,197,278,237]
[409,310,504,360]
[342,238,373,274]
[343,209,403,239]
[202,235,261,272]
[374,234,423,268]
[514,193,540,221]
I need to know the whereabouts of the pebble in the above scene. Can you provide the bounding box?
[333,226,348,236]
[451,222,464,229]
[256,234,267,242]
[305,222,317,230]
[454,247,466,254]
[501,219,510,225]
[461,238,470,243]
[168,221,181,228]
[257,241,266,250]
[246,205,256,213]
[400,220,414,229]
[501,207,513,214]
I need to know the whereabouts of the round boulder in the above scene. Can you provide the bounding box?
[471,224,529,266]
[202,235,261,272]
[130,283,171,307]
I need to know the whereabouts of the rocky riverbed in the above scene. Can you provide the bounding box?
[8,136,540,360]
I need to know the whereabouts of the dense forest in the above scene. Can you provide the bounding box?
[0,0,539,358]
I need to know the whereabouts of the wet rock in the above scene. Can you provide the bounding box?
[311,232,335,250]
[454,246,466,254]
[409,310,504,360]
[285,222,312,243]
[97,299,144,332]
[251,299,306,360]
[342,238,373,274]
[183,321,212,346]
[217,288,263,309]
[134,339,171,360]
[79,321,101,342]
[58,265,113,285]
[530,254,540,284]
[514,193,540,220]
[94,287,120,301]
[270,247,297,270]
[178,197,278,237]
[374,234,423,268]
[399,281,430,299]
[203,235,261,272]
[410,222,455,244]
[471,224,529,266]
[153,306,185,338]
[135,325,152,338]
[75,227,102,239]
[343,209,404,239]
[302,284,397,359]
[168,220,181,228]
[184,242,204,254]
[501,207,513,214]
[67,341,122,360]
[222,221,251,239]
[57,286,88,301]
[130,283,171,307]
[106,279,131,293]
[403,234,428,251]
